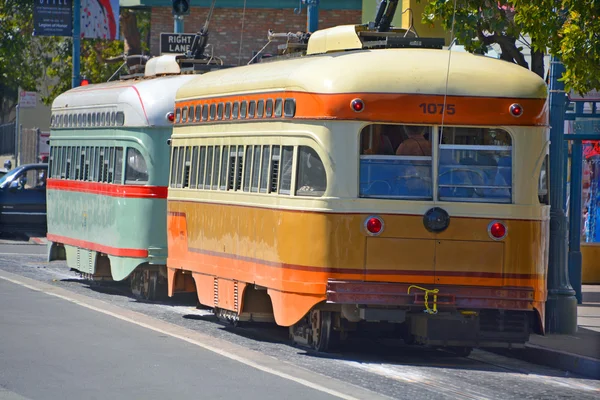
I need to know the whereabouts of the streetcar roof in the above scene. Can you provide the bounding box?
[176,48,547,101]
[52,74,197,127]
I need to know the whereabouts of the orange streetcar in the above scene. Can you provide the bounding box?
[166,24,549,353]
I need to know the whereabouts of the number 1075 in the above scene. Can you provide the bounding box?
[418,103,456,115]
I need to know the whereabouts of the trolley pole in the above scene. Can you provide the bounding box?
[304,0,319,32]
[546,55,578,334]
[72,0,81,88]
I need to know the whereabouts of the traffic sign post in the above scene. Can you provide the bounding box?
[160,33,196,55]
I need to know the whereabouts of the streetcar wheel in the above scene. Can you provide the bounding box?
[311,310,332,352]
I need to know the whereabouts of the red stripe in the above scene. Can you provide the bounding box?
[47,234,149,258]
[48,179,167,199]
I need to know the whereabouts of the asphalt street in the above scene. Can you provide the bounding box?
[1,240,599,400]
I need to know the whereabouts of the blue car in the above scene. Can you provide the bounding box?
[0,163,48,235]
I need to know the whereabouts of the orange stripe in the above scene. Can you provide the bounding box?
[47,179,167,199]
[175,91,547,126]
[47,233,149,258]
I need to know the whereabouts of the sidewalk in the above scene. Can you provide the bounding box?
[499,285,600,379]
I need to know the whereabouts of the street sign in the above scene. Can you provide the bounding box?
[19,91,37,108]
[33,0,73,37]
[569,89,600,102]
[160,33,196,55]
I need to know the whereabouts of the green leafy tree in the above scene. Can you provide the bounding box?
[1,2,151,121]
[46,8,151,103]
[419,0,600,93]
[0,0,59,123]
[419,1,545,79]
[512,0,600,94]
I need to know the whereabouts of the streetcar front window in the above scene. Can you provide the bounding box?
[438,127,512,203]
[359,124,432,199]
[125,148,148,184]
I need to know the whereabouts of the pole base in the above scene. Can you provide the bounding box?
[545,293,578,334]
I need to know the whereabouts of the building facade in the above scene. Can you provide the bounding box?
[122,0,362,64]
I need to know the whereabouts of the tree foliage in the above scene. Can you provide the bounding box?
[0,2,151,123]
[419,0,600,94]
[512,0,600,94]
[0,0,57,123]
[419,1,545,78]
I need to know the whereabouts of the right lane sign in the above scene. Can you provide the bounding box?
[160,33,196,55]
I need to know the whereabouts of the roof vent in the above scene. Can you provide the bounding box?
[144,54,181,77]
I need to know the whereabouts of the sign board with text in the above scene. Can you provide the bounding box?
[160,33,196,55]
[33,0,73,37]
[569,89,600,102]
[19,91,37,108]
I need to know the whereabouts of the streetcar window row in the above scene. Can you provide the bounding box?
[50,111,125,129]
[174,98,296,125]
[48,145,148,185]
[170,144,325,197]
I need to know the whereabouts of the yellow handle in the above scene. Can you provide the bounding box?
[408,285,440,314]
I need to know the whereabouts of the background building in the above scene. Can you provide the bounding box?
[122,0,362,63]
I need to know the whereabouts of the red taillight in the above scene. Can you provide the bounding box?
[351,98,365,113]
[488,221,507,240]
[167,112,175,122]
[365,216,384,236]
[509,103,523,117]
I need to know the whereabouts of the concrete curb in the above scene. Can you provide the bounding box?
[27,236,48,245]
[492,345,600,380]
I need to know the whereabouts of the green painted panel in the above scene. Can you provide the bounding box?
[121,0,361,10]
[47,191,168,254]
[64,246,97,274]
[108,256,148,281]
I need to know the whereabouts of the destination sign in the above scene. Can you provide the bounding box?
[160,33,196,55]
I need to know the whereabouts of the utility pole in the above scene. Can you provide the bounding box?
[546,55,578,333]
[172,0,190,33]
[304,0,319,33]
[72,0,81,88]
[14,104,20,167]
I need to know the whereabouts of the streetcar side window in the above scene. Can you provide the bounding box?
[538,155,549,205]
[220,146,228,190]
[176,147,184,188]
[170,147,178,188]
[114,147,123,184]
[205,146,214,189]
[190,146,199,189]
[296,146,326,197]
[270,145,280,193]
[236,146,244,191]
[251,145,261,192]
[198,146,207,189]
[211,146,220,190]
[183,146,191,188]
[279,146,293,195]
[228,146,237,190]
[125,148,149,184]
[108,147,115,183]
[438,127,512,203]
[243,145,252,192]
[359,124,432,200]
[260,145,271,193]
